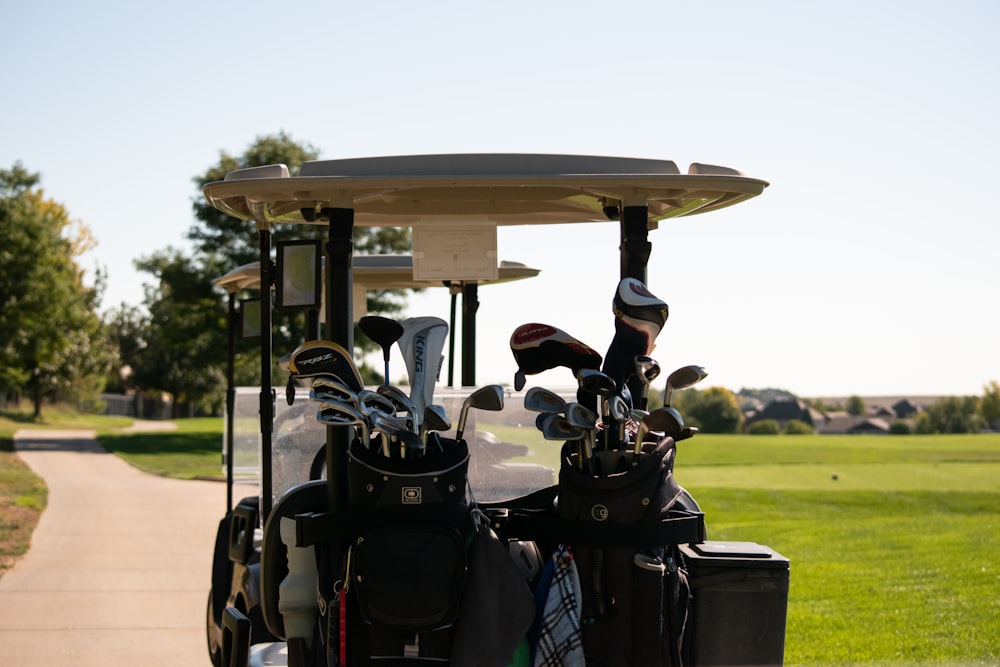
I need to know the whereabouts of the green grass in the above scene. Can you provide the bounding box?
[98,417,224,479]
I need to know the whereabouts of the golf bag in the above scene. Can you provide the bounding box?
[488,436,703,667]
[290,433,534,666]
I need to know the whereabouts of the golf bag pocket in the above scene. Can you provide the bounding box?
[347,437,469,509]
[351,525,468,632]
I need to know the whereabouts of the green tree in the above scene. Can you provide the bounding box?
[128,249,229,416]
[915,396,983,434]
[846,395,866,416]
[186,132,412,362]
[0,163,112,415]
[676,386,744,433]
[980,380,1000,427]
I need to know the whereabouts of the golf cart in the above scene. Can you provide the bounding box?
[201,154,789,667]
[207,255,546,663]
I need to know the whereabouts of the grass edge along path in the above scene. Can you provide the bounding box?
[0,435,47,578]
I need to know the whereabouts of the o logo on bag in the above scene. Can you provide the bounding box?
[591,504,609,521]
[402,487,422,504]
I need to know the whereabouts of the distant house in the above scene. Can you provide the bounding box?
[848,418,891,434]
[892,399,920,418]
[868,405,896,420]
[820,411,859,434]
[745,398,824,431]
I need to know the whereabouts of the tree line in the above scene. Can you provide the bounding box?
[1,133,411,417]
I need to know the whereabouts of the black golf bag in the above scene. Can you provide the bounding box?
[488,435,703,667]
[281,433,534,667]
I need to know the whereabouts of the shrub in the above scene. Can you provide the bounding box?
[889,420,911,435]
[783,419,815,435]
[748,419,780,435]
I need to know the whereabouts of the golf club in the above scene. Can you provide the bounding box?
[523,387,568,414]
[357,390,398,419]
[289,339,364,392]
[455,384,504,443]
[633,407,685,464]
[565,402,598,474]
[576,368,617,449]
[310,375,359,405]
[663,365,708,406]
[633,355,661,411]
[510,323,602,391]
[397,316,449,431]
[316,401,371,446]
[359,315,404,386]
[376,384,419,431]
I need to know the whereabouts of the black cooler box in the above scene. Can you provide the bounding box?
[680,541,790,666]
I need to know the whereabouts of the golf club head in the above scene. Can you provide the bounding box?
[359,315,404,361]
[456,384,505,441]
[376,384,418,425]
[510,323,602,391]
[397,316,449,423]
[634,355,661,385]
[608,395,631,422]
[357,390,397,418]
[537,413,586,441]
[524,387,568,414]
[664,365,708,406]
[564,402,598,430]
[576,369,617,398]
[421,404,452,434]
[359,315,404,385]
[289,340,363,392]
[316,401,370,443]
[310,375,359,405]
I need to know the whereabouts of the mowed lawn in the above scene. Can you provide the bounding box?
[494,427,1000,665]
[631,434,1000,666]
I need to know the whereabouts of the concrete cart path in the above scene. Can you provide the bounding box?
[0,429,225,666]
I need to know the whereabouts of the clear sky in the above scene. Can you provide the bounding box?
[3,1,997,398]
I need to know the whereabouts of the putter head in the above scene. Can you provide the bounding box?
[510,323,602,391]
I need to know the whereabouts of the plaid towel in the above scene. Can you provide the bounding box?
[533,549,584,667]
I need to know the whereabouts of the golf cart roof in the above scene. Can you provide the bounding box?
[213,255,540,294]
[202,153,768,228]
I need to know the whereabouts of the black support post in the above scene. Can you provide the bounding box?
[258,229,274,521]
[619,205,651,283]
[324,208,355,513]
[461,283,479,386]
[226,293,236,513]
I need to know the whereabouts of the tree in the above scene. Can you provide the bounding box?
[676,386,744,434]
[127,249,229,416]
[980,380,1000,427]
[0,163,112,415]
[845,395,866,416]
[185,132,413,362]
[915,396,983,434]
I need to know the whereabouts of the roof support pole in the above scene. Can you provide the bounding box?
[323,207,354,513]
[619,204,651,283]
[461,282,479,386]
[257,227,274,520]
[225,292,236,513]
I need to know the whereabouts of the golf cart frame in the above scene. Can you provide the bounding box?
[201,154,785,666]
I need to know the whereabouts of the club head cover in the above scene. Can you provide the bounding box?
[288,340,363,392]
[510,323,602,391]
[397,316,449,418]
[612,277,668,354]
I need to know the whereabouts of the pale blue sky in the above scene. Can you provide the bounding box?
[3,1,997,397]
